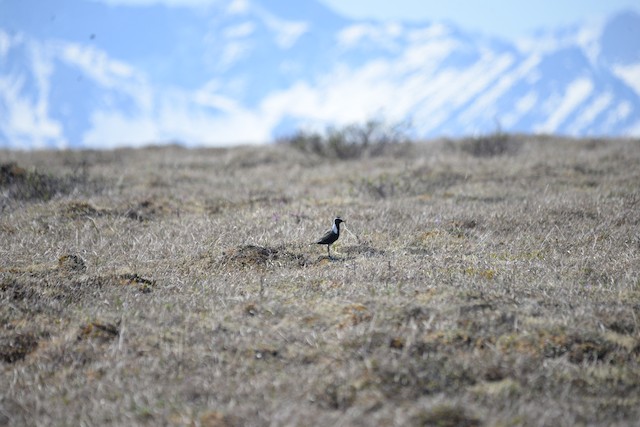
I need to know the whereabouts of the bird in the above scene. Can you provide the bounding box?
[316,217,344,259]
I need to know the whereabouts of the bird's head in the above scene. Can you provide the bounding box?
[334,217,344,225]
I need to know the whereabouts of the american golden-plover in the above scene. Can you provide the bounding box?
[316,217,344,258]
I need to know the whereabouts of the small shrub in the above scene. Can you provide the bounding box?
[352,172,413,199]
[278,119,411,160]
[458,132,522,157]
[0,162,91,201]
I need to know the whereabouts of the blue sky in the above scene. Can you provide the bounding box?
[4,0,632,40]
[318,0,640,39]
[2,0,639,147]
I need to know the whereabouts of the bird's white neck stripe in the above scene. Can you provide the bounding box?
[332,223,338,234]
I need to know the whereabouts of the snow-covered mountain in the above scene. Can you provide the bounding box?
[1,0,639,149]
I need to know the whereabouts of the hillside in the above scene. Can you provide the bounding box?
[1,136,640,426]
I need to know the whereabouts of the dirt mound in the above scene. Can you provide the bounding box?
[0,332,43,364]
[113,273,155,293]
[124,199,161,221]
[78,321,119,343]
[223,245,308,268]
[58,254,87,273]
[64,201,109,219]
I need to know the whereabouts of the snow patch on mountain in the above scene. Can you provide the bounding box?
[612,64,640,95]
[1,1,639,148]
[537,78,594,133]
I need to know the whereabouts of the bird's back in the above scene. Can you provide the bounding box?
[317,229,339,245]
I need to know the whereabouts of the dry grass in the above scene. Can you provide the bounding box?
[1,136,639,426]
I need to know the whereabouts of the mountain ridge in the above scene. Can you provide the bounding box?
[1,1,639,148]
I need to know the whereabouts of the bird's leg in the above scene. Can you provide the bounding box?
[327,245,331,259]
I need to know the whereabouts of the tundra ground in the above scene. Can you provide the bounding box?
[1,136,639,426]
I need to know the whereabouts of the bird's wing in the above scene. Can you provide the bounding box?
[316,229,337,244]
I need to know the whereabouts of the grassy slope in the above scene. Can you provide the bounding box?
[1,136,639,426]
